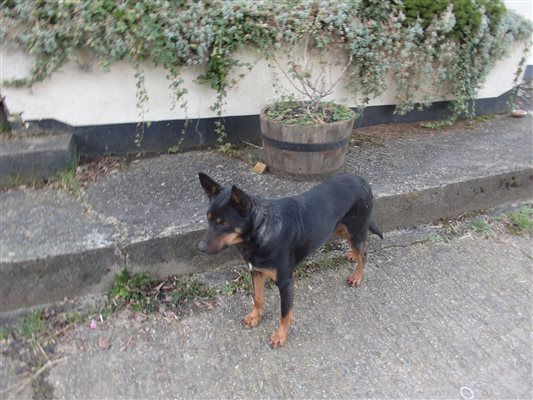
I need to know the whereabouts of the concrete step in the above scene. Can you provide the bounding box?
[0,133,76,185]
[0,113,531,312]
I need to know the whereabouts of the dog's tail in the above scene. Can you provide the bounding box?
[369,220,384,239]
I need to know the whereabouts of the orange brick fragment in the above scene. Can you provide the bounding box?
[251,162,268,174]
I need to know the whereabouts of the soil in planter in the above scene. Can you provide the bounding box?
[265,101,355,125]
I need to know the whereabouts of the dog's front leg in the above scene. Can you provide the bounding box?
[243,270,265,328]
[270,277,294,348]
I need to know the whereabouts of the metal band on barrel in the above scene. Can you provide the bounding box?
[262,136,350,152]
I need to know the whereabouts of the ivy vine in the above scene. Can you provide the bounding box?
[0,0,531,144]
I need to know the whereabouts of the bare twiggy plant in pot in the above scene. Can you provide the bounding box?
[260,36,356,179]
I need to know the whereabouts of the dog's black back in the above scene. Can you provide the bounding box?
[199,173,380,273]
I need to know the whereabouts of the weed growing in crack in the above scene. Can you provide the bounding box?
[429,234,445,243]
[219,272,253,296]
[18,310,46,338]
[0,306,80,399]
[55,167,82,198]
[107,269,153,311]
[431,204,533,242]
[295,254,348,279]
[505,205,533,235]
[107,269,218,314]
[470,219,493,235]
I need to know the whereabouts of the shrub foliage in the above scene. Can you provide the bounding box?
[1,0,531,132]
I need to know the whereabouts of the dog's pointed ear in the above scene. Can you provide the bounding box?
[230,185,252,215]
[198,173,221,198]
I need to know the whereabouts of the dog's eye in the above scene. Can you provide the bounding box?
[218,220,230,228]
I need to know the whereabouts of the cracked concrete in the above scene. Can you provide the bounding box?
[0,190,120,263]
[0,113,531,311]
[11,213,530,399]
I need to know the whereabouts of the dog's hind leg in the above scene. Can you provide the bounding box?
[336,223,367,287]
[336,224,357,262]
[346,242,365,287]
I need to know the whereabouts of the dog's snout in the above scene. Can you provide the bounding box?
[198,238,208,253]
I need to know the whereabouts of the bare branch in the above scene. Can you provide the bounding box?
[328,54,353,95]
[272,57,309,97]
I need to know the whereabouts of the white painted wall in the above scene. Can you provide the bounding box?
[505,0,533,64]
[0,39,528,126]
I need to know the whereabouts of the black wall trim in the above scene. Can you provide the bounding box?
[524,65,533,80]
[22,88,514,159]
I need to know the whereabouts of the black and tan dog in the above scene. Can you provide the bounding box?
[198,173,382,347]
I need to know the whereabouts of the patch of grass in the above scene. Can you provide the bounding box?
[0,164,82,197]
[474,114,495,122]
[295,254,347,279]
[470,219,493,235]
[167,145,180,154]
[108,269,154,311]
[2,303,110,399]
[505,205,533,235]
[170,280,217,302]
[421,113,495,130]
[56,311,86,326]
[107,269,219,313]
[18,309,46,338]
[440,221,459,239]
[217,142,237,156]
[465,114,495,129]
[0,327,13,340]
[55,167,82,197]
[0,170,50,191]
[220,271,253,295]
[429,234,445,242]
[0,174,27,191]
[420,118,455,129]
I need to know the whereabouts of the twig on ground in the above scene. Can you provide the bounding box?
[0,358,67,396]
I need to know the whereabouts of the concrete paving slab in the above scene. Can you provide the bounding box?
[45,225,532,399]
[84,152,315,244]
[0,190,123,310]
[374,168,533,231]
[0,113,531,311]
[0,190,119,263]
[349,114,533,196]
[0,134,75,182]
[81,113,532,269]
[0,354,33,400]
[84,114,533,242]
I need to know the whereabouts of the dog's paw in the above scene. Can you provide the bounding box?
[243,313,260,329]
[345,250,357,262]
[347,274,363,287]
[270,329,289,348]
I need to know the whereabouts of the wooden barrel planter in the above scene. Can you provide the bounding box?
[260,106,355,179]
